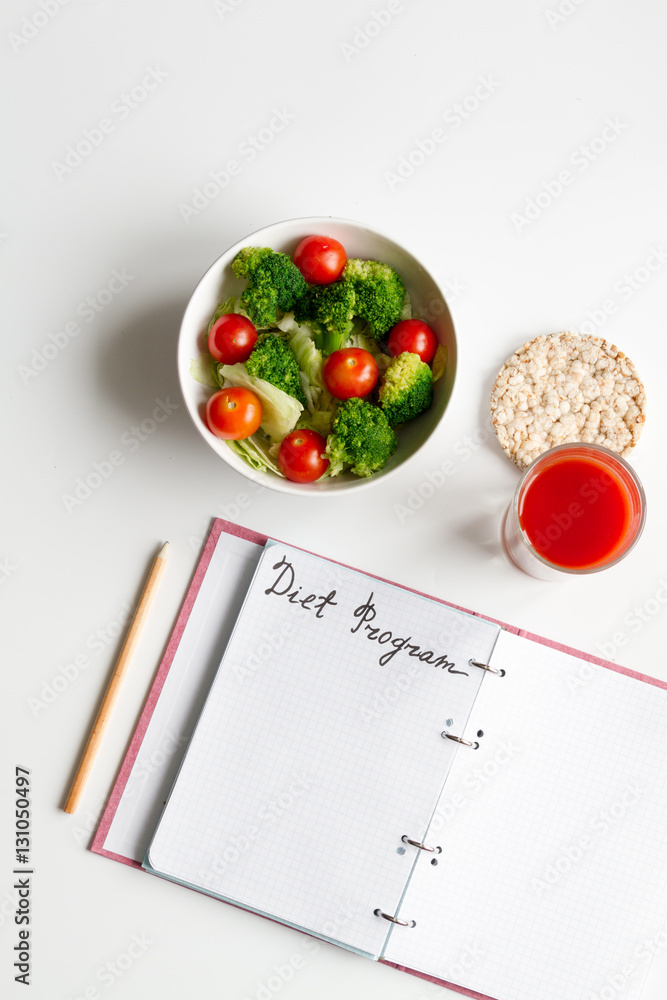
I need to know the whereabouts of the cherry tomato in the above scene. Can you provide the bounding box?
[322,348,379,400]
[208,313,257,364]
[293,235,347,285]
[278,429,329,483]
[387,319,438,364]
[205,387,262,440]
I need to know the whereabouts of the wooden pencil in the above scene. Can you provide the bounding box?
[63,542,169,814]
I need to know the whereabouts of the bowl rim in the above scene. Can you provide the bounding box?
[177,215,457,496]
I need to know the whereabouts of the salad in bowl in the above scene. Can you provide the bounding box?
[178,218,457,495]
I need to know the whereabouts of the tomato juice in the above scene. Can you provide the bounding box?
[504,444,645,577]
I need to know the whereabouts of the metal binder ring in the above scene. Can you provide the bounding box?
[374,909,416,927]
[469,658,505,676]
[401,835,441,854]
[441,732,479,748]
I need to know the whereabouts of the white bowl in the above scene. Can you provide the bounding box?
[177,216,457,495]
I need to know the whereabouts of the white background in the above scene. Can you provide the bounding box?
[2,1,667,999]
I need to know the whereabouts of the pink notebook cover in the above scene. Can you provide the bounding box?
[91,517,667,1000]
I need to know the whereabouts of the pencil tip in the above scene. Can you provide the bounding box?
[158,542,169,558]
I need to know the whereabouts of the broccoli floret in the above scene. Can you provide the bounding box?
[293,281,356,355]
[343,259,406,340]
[232,247,308,327]
[326,398,397,478]
[246,333,307,406]
[378,351,433,426]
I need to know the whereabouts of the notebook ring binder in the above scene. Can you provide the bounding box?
[374,908,416,927]
[401,835,442,854]
[441,732,479,749]
[469,658,505,676]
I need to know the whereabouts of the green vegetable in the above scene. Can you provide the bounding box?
[293,281,356,356]
[217,363,302,442]
[226,435,283,476]
[283,319,325,389]
[231,247,308,327]
[342,258,406,340]
[207,295,249,332]
[245,333,307,406]
[378,351,433,426]
[326,398,397,478]
[297,408,335,438]
[189,351,218,388]
[431,343,448,383]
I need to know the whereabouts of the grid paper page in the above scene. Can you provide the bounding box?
[147,543,499,958]
[383,629,667,1000]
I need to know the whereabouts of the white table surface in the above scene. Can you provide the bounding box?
[3,1,667,998]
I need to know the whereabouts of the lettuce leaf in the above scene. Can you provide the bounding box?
[432,344,447,383]
[297,407,336,437]
[226,434,284,475]
[207,295,249,333]
[217,363,303,442]
[283,319,325,389]
[189,351,219,388]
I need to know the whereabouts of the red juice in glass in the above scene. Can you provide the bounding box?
[503,444,646,579]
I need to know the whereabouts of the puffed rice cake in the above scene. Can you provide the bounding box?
[490,331,646,469]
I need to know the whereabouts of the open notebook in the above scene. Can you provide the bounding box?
[94,521,667,1000]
